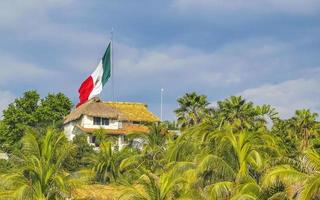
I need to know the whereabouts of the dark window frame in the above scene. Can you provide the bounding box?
[101,118,109,125]
[93,117,101,125]
[93,117,109,126]
[91,135,96,144]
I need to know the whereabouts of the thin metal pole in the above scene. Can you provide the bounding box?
[111,28,115,101]
[160,88,164,121]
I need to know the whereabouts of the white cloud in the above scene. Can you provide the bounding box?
[0,0,74,27]
[113,38,297,94]
[0,53,55,86]
[0,90,15,117]
[173,0,320,15]
[239,78,320,118]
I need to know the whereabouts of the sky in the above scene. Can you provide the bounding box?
[0,0,320,120]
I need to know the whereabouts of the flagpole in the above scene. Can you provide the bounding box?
[111,28,115,102]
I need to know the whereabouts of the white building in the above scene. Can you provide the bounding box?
[63,98,159,150]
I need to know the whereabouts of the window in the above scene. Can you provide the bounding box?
[102,118,109,125]
[93,117,101,125]
[93,117,109,125]
[91,136,96,144]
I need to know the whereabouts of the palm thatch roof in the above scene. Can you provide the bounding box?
[75,124,149,135]
[105,101,159,123]
[64,98,159,124]
[64,98,125,124]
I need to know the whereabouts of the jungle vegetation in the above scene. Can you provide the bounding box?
[0,90,319,200]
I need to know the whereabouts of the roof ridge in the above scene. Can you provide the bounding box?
[105,101,146,106]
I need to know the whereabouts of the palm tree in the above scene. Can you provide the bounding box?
[186,122,278,178]
[262,149,320,199]
[271,118,300,158]
[119,162,194,200]
[138,124,168,154]
[199,127,277,199]
[87,141,139,184]
[175,92,210,128]
[292,109,319,151]
[216,96,278,131]
[217,96,255,127]
[192,121,281,191]
[0,128,83,199]
[216,96,256,130]
[162,121,278,199]
[128,124,169,172]
[208,180,262,200]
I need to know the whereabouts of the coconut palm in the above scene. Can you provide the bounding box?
[87,141,140,184]
[165,132,199,163]
[215,96,256,129]
[119,162,195,200]
[128,124,169,172]
[139,124,168,153]
[0,128,83,200]
[262,149,320,200]
[292,109,319,151]
[271,118,300,158]
[175,92,210,128]
[187,122,278,178]
[162,122,278,199]
[208,179,262,200]
[199,128,277,199]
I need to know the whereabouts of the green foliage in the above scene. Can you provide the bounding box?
[0,91,40,151]
[262,149,320,199]
[292,109,319,151]
[271,118,300,158]
[161,120,178,130]
[271,109,320,157]
[87,142,139,184]
[0,90,72,152]
[92,128,118,147]
[34,92,73,127]
[0,128,86,199]
[1,90,320,200]
[63,133,95,171]
[215,96,278,130]
[175,92,210,128]
[128,124,169,172]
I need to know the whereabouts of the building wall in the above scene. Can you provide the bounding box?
[64,115,123,141]
[64,120,78,140]
[63,114,141,151]
[81,115,122,129]
[63,117,144,150]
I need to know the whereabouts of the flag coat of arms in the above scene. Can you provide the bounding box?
[77,42,111,107]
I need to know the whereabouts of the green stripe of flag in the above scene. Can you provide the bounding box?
[102,42,111,86]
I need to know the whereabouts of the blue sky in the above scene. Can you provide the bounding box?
[0,0,320,120]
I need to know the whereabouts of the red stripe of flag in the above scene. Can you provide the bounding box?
[76,76,94,107]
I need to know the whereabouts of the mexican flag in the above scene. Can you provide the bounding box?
[77,42,111,107]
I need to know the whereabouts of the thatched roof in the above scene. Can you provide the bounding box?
[75,124,149,135]
[64,98,159,124]
[105,101,159,122]
[64,98,125,124]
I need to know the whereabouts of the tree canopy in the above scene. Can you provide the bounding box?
[0,90,72,152]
